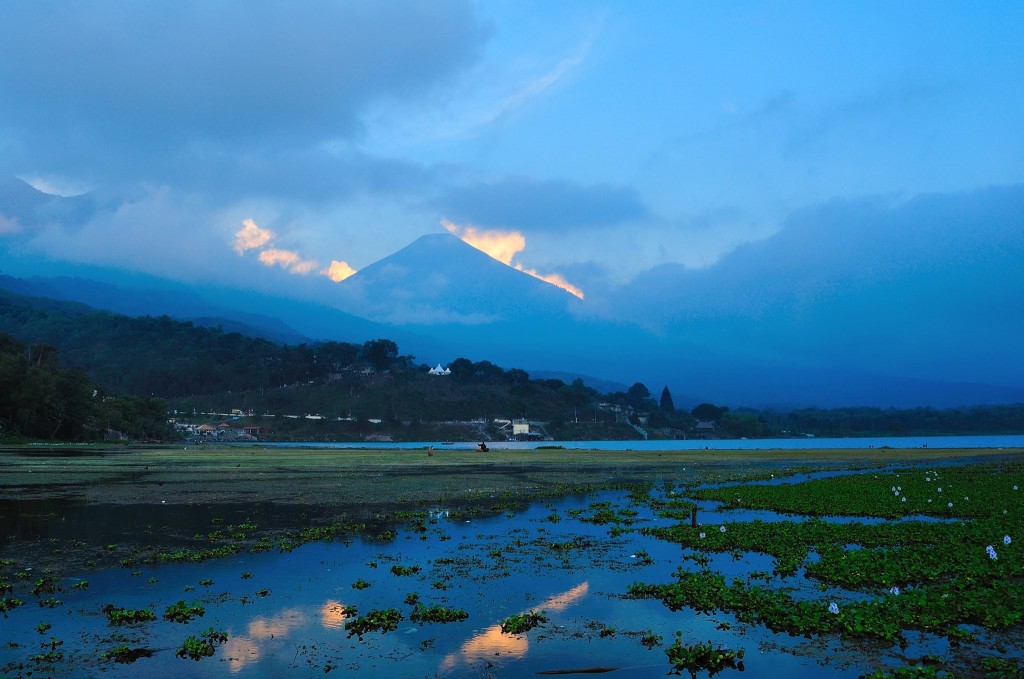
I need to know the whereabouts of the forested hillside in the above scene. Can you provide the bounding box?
[0,289,367,398]
[1,288,1022,442]
[0,332,169,440]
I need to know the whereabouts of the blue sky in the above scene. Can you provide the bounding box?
[1,1,1022,302]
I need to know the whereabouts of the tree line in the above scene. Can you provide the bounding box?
[0,333,169,441]
[1,288,1021,440]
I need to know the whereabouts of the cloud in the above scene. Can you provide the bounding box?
[607,185,1024,386]
[233,219,274,254]
[438,177,648,232]
[0,1,485,185]
[441,218,524,265]
[323,260,357,283]
[257,248,318,275]
[442,218,583,298]
[234,217,356,281]
[0,214,22,235]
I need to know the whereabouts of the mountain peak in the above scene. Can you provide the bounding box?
[336,232,580,325]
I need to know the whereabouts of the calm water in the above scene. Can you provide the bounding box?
[243,434,1024,451]
[1,479,975,678]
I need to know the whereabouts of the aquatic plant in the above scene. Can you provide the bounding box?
[101,645,153,664]
[176,627,228,660]
[409,603,469,624]
[103,605,156,625]
[163,600,205,623]
[640,629,662,649]
[665,635,745,678]
[500,610,547,634]
[351,578,371,590]
[390,564,421,577]
[344,608,403,639]
[1,597,25,616]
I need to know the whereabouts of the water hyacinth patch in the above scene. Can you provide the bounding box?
[1005,535,1012,545]
[828,601,840,615]
[986,545,998,560]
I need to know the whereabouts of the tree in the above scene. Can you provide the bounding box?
[659,386,675,412]
[692,402,728,422]
[360,339,398,372]
[626,382,652,410]
[447,358,475,382]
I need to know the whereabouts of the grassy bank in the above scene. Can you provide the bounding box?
[3,444,1020,506]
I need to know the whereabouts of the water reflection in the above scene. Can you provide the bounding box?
[320,599,351,629]
[440,582,589,672]
[225,607,309,673]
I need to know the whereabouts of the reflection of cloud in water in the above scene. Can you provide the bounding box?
[224,607,309,673]
[320,599,352,629]
[539,582,589,613]
[441,582,589,672]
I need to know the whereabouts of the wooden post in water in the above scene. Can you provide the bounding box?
[691,507,698,528]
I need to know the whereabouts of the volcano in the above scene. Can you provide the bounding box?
[335,233,582,325]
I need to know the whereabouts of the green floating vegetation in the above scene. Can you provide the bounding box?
[1,596,25,616]
[631,462,1024,646]
[390,564,421,577]
[101,644,154,664]
[409,603,469,624]
[344,608,403,639]
[351,578,371,590]
[500,610,547,635]
[176,627,228,661]
[163,600,205,623]
[567,501,639,526]
[665,635,745,678]
[696,463,1024,520]
[103,605,157,625]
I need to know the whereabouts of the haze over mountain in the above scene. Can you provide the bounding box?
[4,177,1024,408]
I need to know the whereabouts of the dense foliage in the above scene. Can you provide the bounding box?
[0,332,169,441]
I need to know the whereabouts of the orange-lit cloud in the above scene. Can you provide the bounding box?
[320,599,353,629]
[225,608,309,673]
[514,265,585,300]
[234,218,274,254]
[323,259,357,282]
[234,218,356,281]
[442,218,584,299]
[442,218,525,265]
[258,247,318,274]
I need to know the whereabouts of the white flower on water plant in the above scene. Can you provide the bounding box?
[828,602,839,615]
[1014,485,1018,491]
[901,497,906,502]
[719,525,727,533]
[1005,535,1012,545]
[699,532,706,539]
[937,487,942,493]
[889,586,901,596]
[987,545,998,560]
[891,486,896,492]
[948,502,953,508]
